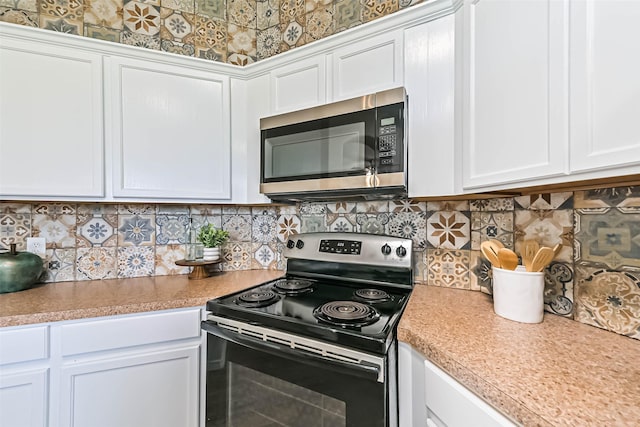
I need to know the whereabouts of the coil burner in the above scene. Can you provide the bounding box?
[354,288,391,303]
[272,278,314,295]
[236,290,279,308]
[313,301,380,327]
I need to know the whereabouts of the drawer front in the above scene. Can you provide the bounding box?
[0,326,48,365]
[60,308,201,356]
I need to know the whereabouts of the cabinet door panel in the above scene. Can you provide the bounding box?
[0,368,48,427]
[270,56,326,114]
[60,346,199,427]
[0,40,104,197]
[570,1,640,172]
[462,0,568,190]
[110,57,231,200]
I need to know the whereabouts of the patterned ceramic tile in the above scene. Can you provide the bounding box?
[155,244,189,275]
[118,204,154,214]
[227,24,256,60]
[390,199,426,213]
[300,215,326,233]
[325,202,356,214]
[334,0,360,32]
[161,0,193,13]
[280,0,304,21]
[326,213,356,232]
[470,211,514,250]
[123,0,160,35]
[33,212,76,249]
[43,249,75,282]
[276,214,301,242]
[574,186,640,209]
[0,7,38,25]
[412,250,427,283]
[195,0,224,19]
[514,192,573,210]
[0,203,31,214]
[190,205,222,215]
[227,0,254,27]
[362,0,398,23]
[427,200,469,212]
[574,265,640,339]
[514,210,573,263]
[252,242,280,269]
[76,247,117,280]
[121,27,161,47]
[192,215,222,234]
[544,261,574,317]
[355,213,388,235]
[156,214,189,244]
[575,208,640,269]
[399,0,421,8]
[257,26,281,59]
[256,0,278,30]
[222,214,251,241]
[85,25,121,41]
[356,201,388,214]
[305,0,330,13]
[252,209,277,243]
[305,5,333,43]
[39,0,84,19]
[160,8,194,42]
[388,212,426,249]
[469,250,492,293]
[33,203,76,215]
[118,214,156,246]
[222,206,251,214]
[40,12,82,34]
[222,242,252,270]
[76,205,118,248]
[427,249,470,289]
[192,13,226,56]
[280,16,304,51]
[299,202,326,215]
[0,0,36,11]
[278,204,298,215]
[0,212,31,250]
[84,0,124,28]
[117,246,155,277]
[469,197,514,212]
[426,211,470,249]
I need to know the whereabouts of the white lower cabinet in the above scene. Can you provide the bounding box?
[399,342,515,427]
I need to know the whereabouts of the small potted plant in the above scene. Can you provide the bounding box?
[197,224,229,261]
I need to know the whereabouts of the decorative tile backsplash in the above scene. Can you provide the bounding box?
[1,184,639,340]
[0,0,421,64]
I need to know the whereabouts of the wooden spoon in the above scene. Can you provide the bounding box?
[530,247,555,272]
[497,248,519,270]
[480,241,500,268]
[522,240,540,272]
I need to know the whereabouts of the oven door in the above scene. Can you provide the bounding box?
[202,319,394,427]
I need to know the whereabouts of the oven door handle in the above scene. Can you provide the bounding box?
[201,321,383,382]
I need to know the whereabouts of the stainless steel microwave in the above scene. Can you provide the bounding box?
[260,87,407,202]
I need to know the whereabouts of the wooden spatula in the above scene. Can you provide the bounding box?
[522,240,539,272]
[497,248,519,270]
[480,241,500,268]
[530,247,555,272]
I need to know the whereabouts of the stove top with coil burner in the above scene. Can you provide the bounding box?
[206,232,414,355]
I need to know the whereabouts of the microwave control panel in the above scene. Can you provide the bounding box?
[378,116,399,167]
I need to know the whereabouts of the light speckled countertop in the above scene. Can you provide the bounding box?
[0,270,283,327]
[397,285,640,427]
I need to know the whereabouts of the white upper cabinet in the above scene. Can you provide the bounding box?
[108,56,231,201]
[270,56,326,114]
[331,30,404,101]
[569,1,640,174]
[461,0,569,191]
[0,37,104,198]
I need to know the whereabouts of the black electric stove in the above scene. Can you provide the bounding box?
[206,232,414,355]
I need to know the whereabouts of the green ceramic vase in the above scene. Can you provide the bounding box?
[0,244,43,293]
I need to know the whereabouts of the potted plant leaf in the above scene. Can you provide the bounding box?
[197,224,229,261]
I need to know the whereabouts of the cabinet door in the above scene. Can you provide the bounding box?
[270,56,326,114]
[59,345,200,427]
[0,368,48,427]
[461,0,569,190]
[0,38,104,198]
[108,57,231,200]
[569,1,640,173]
[332,30,403,101]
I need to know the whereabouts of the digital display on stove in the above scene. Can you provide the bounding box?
[319,239,361,255]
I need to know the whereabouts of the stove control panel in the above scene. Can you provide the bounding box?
[319,239,361,255]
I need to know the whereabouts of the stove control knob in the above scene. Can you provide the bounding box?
[296,239,304,249]
[396,245,407,258]
[286,239,295,249]
[381,244,392,255]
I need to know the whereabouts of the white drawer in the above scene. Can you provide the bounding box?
[0,325,48,365]
[60,308,201,356]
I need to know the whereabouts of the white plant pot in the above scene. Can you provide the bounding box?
[202,247,220,261]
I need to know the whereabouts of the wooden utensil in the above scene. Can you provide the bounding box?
[522,240,540,272]
[497,248,519,270]
[552,243,562,258]
[488,239,505,249]
[530,247,555,272]
[480,241,500,268]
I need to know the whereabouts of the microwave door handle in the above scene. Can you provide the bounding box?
[201,320,383,382]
